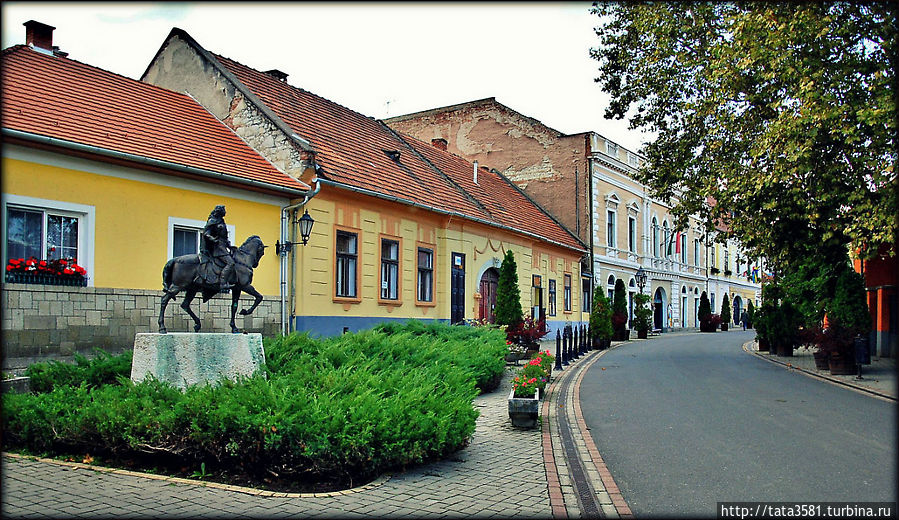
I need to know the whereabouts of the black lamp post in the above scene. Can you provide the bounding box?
[635,266,647,294]
[276,209,315,254]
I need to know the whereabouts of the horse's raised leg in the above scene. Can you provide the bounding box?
[230,288,242,334]
[181,288,202,332]
[158,290,177,334]
[238,284,264,317]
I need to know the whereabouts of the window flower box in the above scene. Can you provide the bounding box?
[5,271,87,287]
[5,257,87,287]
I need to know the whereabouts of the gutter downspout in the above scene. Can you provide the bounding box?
[280,179,321,336]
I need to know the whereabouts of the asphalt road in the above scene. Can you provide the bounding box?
[580,330,897,518]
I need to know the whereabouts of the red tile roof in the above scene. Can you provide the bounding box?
[212,53,584,252]
[1,45,309,194]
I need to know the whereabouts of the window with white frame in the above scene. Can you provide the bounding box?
[564,274,572,312]
[694,238,701,267]
[627,153,640,167]
[652,217,659,258]
[4,195,94,279]
[607,209,617,248]
[549,279,557,316]
[606,142,619,157]
[628,216,637,253]
[167,216,234,259]
[680,232,687,263]
[663,221,671,257]
[711,245,717,269]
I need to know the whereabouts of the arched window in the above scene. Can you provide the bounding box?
[607,274,615,299]
[663,221,671,257]
[652,217,659,258]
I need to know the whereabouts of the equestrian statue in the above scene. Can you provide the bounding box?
[158,205,267,334]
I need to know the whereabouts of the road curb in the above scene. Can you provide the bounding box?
[741,341,896,402]
[542,342,634,519]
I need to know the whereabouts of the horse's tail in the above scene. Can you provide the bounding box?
[162,257,176,294]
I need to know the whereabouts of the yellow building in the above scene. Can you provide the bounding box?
[139,28,588,336]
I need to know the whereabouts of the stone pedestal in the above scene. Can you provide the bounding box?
[131,333,265,390]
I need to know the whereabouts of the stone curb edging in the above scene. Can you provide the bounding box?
[542,343,634,519]
[741,341,896,402]
[570,353,635,518]
[1,452,391,498]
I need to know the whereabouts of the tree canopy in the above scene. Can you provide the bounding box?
[590,2,897,267]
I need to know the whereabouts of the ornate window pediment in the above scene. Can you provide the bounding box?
[604,193,620,209]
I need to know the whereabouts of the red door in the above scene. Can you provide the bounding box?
[479,268,499,323]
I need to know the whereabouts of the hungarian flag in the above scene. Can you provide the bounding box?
[675,232,681,253]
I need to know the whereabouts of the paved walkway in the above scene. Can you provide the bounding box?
[743,339,897,401]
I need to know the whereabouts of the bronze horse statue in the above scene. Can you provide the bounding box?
[158,235,266,334]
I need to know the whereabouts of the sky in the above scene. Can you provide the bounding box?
[1,2,655,153]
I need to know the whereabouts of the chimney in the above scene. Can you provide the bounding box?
[431,138,448,151]
[264,69,289,82]
[473,160,479,184]
[24,20,54,53]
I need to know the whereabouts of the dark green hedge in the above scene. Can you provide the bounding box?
[2,321,506,487]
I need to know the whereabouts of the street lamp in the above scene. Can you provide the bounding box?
[635,267,647,294]
[276,209,315,254]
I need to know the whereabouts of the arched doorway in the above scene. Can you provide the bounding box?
[733,295,742,326]
[653,287,667,331]
[478,268,499,323]
[681,286,688,328]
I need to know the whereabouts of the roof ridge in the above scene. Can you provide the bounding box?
[211,51,384,130]
[386,126,494,219]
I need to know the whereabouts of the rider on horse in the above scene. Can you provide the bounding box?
[201,205,235,292]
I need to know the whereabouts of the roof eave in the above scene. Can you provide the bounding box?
[3,128,311,197]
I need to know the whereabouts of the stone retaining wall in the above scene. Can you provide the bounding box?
[1,283,281,371]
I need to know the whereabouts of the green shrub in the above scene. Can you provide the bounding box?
[3,324,505,488]
[590,287,613,341]
[25,349,132,393]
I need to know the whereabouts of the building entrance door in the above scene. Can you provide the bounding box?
[479,268,499,323]
[451,253,466,324]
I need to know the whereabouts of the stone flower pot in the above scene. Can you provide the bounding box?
[508,387,540,428]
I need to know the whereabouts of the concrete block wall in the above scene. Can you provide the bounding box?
[1,283,281,371]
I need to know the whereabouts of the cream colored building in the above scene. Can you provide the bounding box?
[387,98,762,331]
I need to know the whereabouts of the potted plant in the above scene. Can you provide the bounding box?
[611,279,629,340]
[634,293,652,339]
[746,301,755,329]
[818,267,871,375]
[590,287,613,350]
[754,303,771,351]
[720,295,731,331]
[508,349,554,428]
[698,292,716,332]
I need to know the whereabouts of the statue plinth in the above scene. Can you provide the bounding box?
[131,333,265,390]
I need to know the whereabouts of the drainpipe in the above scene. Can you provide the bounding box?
[280,179,321,336]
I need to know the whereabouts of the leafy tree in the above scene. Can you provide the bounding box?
[611,278,628,333]
[590,2,897,267]
[590,287,614,341]
[721,294,731,326]
[495,250,523,328]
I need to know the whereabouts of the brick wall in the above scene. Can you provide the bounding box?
[1,283,281,371]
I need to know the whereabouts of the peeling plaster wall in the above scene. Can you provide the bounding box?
[142,36,308,180]
[389,102,590,246]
